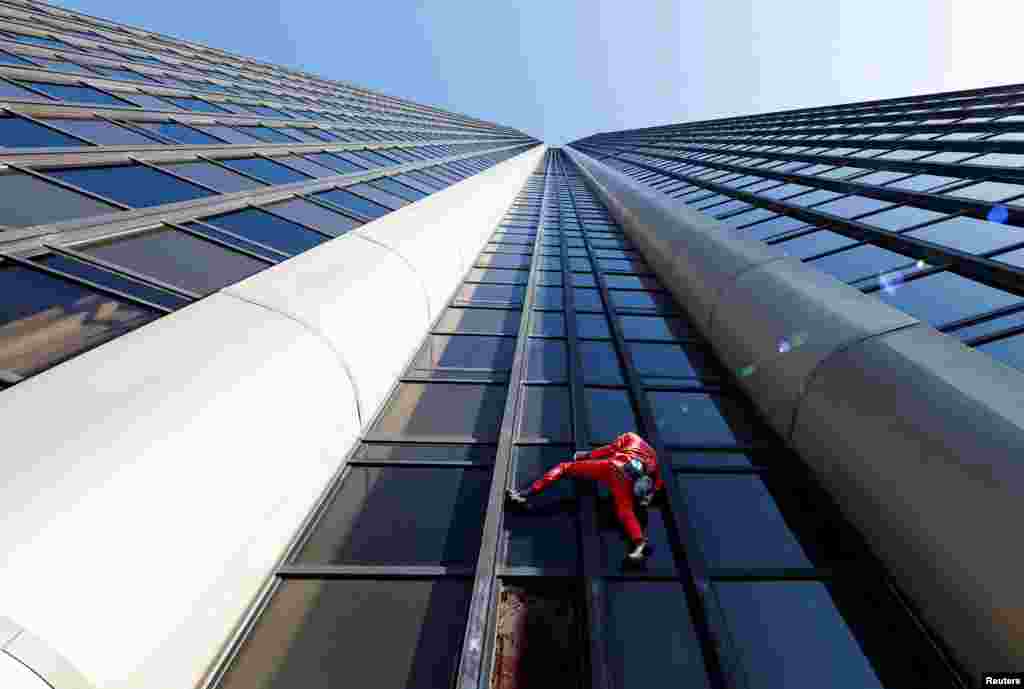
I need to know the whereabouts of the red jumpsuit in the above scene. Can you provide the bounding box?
[526,432,664,544]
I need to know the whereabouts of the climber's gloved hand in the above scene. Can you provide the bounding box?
[573,451,589,462]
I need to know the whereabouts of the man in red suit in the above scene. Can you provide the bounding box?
[506,432,664,561]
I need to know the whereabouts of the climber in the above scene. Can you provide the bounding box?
[506,431,664,561]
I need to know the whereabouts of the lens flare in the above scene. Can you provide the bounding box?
[988,205,1010,224]
[738,364,756,378]
[879,269,903,295]
[778,338,791,353]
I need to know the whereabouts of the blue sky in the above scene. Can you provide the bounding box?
[52,0,1023,144]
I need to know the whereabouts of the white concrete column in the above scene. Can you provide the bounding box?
[0,144,546,689]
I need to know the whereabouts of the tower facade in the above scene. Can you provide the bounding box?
[0,2,1020,689]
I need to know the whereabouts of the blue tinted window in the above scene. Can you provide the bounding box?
[272,155,342,178]
[858,205,946,230]
[906,216,1024,255]
[584,388,637,444]
[629,342,717,384]
[231,126,298,143]
[505,446,579,568]
[715,582,884,689]
[29,57,95,76]
[0,262,158,378]
[47,164,214,208]
[579,341,624,384]
[0,115,85,148]
[194,125,262,143]
[619,315,691,341]
[649,392,757,446]
[0,79,51,101]
[314,189,391,219]
[0,50,32,66]
[120,93,177,110]
[678,475,812,569]
[184,222,284,262]
[1,32,67,49]
[263,198,359,237]
[200,208,329,255]
[34,253,188,309]
[772,230,859,260]
[22,82,132,106]
[306,152,363,173]
[162,161,266,192]
[219,157,310,184]
[807,243,913,283]
[874,272,1020,326]
[159,96,228,113]
[42,118,161,146]
[371,177,429,201]
[135,122,224,145]
[91,66,159,84]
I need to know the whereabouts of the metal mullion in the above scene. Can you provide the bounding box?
[0,249,174,312]
[936,301,1024,334]
[43,242,203,299]
[563,152,746,689]
[595,149,1024,300]
[454,156,555,689]
[553,153,612,689]
[347,460,490,469]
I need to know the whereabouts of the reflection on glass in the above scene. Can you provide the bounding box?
[0,264,157,378]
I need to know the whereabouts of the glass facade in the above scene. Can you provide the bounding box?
[0,0,537,390]
[214,152,964,688]
[572,83,1024,374]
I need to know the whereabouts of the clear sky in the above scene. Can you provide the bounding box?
[51,0,1024,145]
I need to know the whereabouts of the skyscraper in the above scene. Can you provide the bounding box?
[0,2,1018,689]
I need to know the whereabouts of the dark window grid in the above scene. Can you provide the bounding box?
[604,153,1024,299]
[179,218,292,262]
[0,248,175,314]
[561,160,747,688]
[935,300,1024,339]
[965,320,1024,348]
[602,137,1024,189]
[19,78,139,107]
[0,110,98,148]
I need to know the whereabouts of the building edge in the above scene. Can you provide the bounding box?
[564,145,1024,676]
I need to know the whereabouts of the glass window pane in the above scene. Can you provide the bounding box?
[346,181,407,209]
[585,388,637,444]
[858,205,945,231]
[263,198,359,237]
[457,283,524,305]
[193,125,262,143]
[120,93,177,110]
[46,164,213,207]
[0,115,85,147]
[273,154,342,178]
[217,579,471,689]
[373,382,508,440]
[157,97,228,113]
[296,466,489,565]
[773,230,860,260]
[531,311,565,336]
[412,334,515,371]
[0,263,158,378]
[576,312,612,339]
[573,288,604,311]
[906,216,1024,255]
[436,307,519,335]
[372,177,429,201]
[527,339,568,381]
[505,445,579,568]
[306,152,363,173]
[714,582,884,689]
[628,342,718,384]
[468,268,529,284]
[807,243,913,283]
[314,188,391,219]
[200,208,329,256]
[161,161,265,193]
[875,271,1020,326]
[619,315,691,341]
[671,450,757,469]
[0,172,117,227]
[476,253,531,269]
[605,582,710,689]
[33,253,189,309]
[518,385,572,441]
[219,157,310,184]
[80,226,267,294]
[649,392,758,446]
[0,80,54,102]
[579,340,624,384]
[534,286,564,309]
[678,475,814,569]
[42,118,160,145]
[22,81,131,106]
[812,195,895,219]
[134,121,224,144]
[231,125,296,142]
